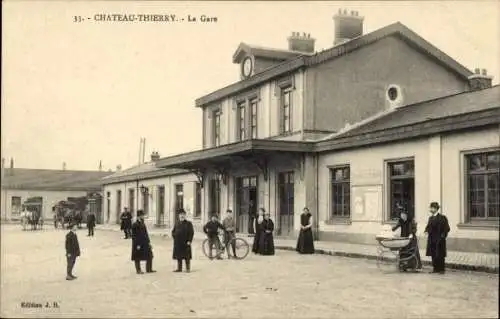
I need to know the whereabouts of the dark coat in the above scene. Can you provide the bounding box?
[252,216,264,254]
[259,218,275,256]
[65,231,81,257]
[131,220,153,261]
[296,212,315,254]
[392,217,416,238]
[425,213,450,258]
[120,212,132,230]
[87,213,96,228]
[172,220,194,260]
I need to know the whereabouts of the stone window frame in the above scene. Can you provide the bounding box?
[458,148,500,230]
[329,165,351,221]
[275,75,295,135]
[385,157,415,222]
[232,90,260,142]
[207,106,222,147]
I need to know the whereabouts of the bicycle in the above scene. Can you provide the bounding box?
[202,230,250,260]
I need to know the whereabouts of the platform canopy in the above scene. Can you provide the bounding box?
[155,139,313,185]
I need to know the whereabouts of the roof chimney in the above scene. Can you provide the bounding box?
[150,151,160,162]
[287,32,316,53]
[99,160,102,171]
[468,68,493,91]
[333,9,364,45]
[62,162,66,170]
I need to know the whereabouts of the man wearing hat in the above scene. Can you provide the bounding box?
[424,202,450,274]
[131,210,155,274]
[65,223,80,280]
[171,209,194,272]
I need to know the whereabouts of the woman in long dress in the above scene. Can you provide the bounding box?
[392,204,422,271]
[252,208,264,254]
[259,210,275,256]
[296,207,315,254]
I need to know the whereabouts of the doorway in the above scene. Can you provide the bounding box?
[209,178,221,217]
[388,160,415,220]
[116,190,122,224]
[128,188,135,215]
[157,186,165,226]
[174,184,184,221]
[278,171,295,236]
[235,176,258,234]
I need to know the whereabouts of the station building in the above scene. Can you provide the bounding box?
[101,10,499,253]
[1,159,112,223]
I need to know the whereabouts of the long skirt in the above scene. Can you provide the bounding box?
[399,237,422,270]
[259,233,275,256]
[296,229,315,254]
[252,230,262,254]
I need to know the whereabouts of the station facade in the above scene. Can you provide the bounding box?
[101,11,499,253]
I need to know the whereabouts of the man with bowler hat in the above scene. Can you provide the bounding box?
[172,209,194,273]
[131,210,155,274]
[424,202,450,274]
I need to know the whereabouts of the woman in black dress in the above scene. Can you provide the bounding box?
[392,203,422,271]
[296,207,315,254]
[259,210,275,256]
[252,208,264,254]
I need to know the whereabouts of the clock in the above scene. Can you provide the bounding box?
[241,56,253,78]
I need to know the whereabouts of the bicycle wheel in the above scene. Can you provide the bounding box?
[202,239,224,260]
[376,247,398,273]
[229,238,250,260]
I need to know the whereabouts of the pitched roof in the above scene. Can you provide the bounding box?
[232,43,310,63]
[1,168,113,191]
[101,162,188,185]
[196,22,473,107]
[329,85,500,140]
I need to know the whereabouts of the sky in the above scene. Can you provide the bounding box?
[2,0,499,171]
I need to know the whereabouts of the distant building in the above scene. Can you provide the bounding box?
[102,10,499,253]
[1,161,112,222]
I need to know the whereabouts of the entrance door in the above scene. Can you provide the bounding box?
[157,186,165,226]
[128,188,135,215]
[106,192,110,223]
[278,171,295,236]
[174,184,184,220]
[116,190,122,224]
[209,178,221,217]
[235,176,258,233]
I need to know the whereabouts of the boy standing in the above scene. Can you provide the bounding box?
[203,214,225,260]
[65,223,80,280]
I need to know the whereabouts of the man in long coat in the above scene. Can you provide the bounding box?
[120,207,132,239]
[172,209,194,273]
[131,210,155,274]
[65,223,80,280]
[86,211,96,237]
[424,202,450,274]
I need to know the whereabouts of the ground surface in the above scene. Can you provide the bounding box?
[1,225,498,318]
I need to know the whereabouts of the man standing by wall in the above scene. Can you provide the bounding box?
[65,223,80,281]
[424,202,450,274]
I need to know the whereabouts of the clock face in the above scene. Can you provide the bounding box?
[242,57,253,77]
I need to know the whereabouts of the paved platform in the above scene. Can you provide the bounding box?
[97,224,500,274]
[1,225,498,318]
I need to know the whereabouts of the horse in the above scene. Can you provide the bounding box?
[20,210,30,231]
